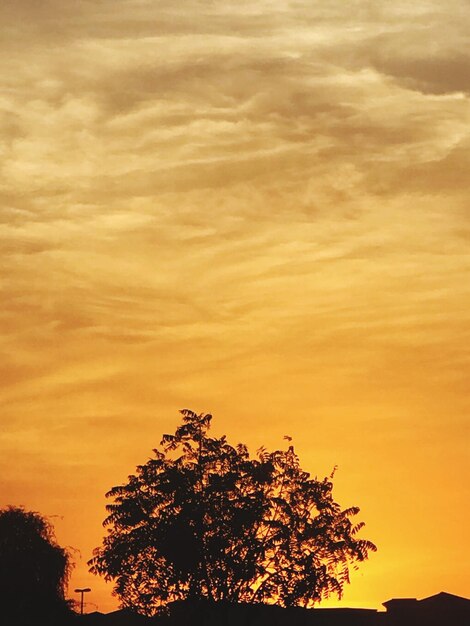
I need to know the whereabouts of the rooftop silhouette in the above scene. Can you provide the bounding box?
[76,591,469,626]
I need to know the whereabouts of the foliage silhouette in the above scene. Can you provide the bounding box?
[0,505,74,626]
[90,410,376,615]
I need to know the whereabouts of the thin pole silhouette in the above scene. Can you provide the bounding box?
[74,588,91,615]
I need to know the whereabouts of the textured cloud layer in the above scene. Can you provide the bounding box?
[1,0,469,613]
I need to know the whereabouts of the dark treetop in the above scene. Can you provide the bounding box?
[0,506,74,626]
[90,410,376,615]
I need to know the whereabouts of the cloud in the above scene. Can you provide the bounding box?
[1,0,469,611]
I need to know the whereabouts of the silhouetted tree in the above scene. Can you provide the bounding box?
[90,410,376,615]
[0,506,73,626]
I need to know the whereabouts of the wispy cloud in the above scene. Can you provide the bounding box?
[1,0,469,612]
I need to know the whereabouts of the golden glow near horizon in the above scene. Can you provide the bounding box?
[1,0,469,613]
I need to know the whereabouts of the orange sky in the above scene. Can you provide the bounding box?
[1,0,469,614]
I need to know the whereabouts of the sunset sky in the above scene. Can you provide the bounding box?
[1,0,469,614]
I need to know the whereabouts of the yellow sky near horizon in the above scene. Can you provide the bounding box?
[1,0,469,614]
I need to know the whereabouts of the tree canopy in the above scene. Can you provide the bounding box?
[90,410,376,616]
[0,506,73,626]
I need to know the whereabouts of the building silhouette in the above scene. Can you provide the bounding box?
[382,591,469,626]
[77,591,469,626]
